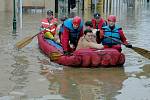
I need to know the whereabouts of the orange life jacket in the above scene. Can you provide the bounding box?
[41,17,58,35]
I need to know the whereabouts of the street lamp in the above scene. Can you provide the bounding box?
[13,0,17,34]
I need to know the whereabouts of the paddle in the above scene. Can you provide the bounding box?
[15,21,57,49]
[15,26,57,49]
[104,35,150,60]
[15,33,39,49]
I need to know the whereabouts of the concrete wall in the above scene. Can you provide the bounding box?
[23,0,45,6]
[0,0,13,12]
[0,0,6,11]
[0,0,55,12]
[7,0,13,12]
[45,0,55,12]
[22,0,55,12]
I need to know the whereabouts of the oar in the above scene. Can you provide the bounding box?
[104,35,150,60]
[15,33,39,49]
[15,21,58,49]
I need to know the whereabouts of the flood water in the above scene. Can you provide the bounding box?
[0,1,150,100]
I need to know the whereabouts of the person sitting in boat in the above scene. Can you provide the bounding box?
[76,29,103,50]
[40,10,58,40]
[91,12,107,43]
[98,15,132,52]
[60,16,84,55]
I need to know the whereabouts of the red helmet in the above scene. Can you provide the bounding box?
[73,16,81,26]
[107,15,116,22]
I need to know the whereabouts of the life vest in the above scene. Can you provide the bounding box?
[41,18,58,35]
[102,25,122,46]
[44,32,54,40]
[63,18,83,46]
[92,18,107,29]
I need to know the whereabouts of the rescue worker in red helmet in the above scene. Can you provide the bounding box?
[40,10,58,40]
[60,16,84,55]
[99,15,132,52]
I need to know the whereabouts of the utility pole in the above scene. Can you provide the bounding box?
[13,0,17,34]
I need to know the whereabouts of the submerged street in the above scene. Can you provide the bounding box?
[0,1,150,100]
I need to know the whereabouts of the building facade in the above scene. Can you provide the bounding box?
[0,0,55,12]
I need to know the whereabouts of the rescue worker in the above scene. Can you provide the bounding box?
[60,16,84,55]
[92,12,107,29]
[99,15,132,52]
[40,10,58,40]
[91,12,107,43]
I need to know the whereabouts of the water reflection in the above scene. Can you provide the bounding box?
[41,67,127,100]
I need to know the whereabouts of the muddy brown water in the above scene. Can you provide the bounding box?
[0,3,150,100]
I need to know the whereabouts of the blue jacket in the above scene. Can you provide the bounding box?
[102,25,122,46]
[63,18,83,45]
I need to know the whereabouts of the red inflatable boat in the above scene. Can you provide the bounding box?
[38,31,125,67]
